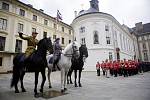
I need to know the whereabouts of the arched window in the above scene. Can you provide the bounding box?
[93,30,99,44]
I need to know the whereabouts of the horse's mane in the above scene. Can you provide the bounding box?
[62,41,79,54]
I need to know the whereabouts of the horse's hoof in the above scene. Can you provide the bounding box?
[22,89,26,92]
[70,81,73,84]
[49,86,52,88]
[61,89,64,93]
[79,84,82,87]
[34,94,39,98]
[15,90,19,93]
[39,89,43,93]
[75,84,78,87]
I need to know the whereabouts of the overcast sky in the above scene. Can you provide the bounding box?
[20,0,150,28]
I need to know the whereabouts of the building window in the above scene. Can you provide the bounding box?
[0,18,7,30]
[0,57,2,66]
[44,19,48,25]
[53,23,57,29]
[79,26,85,33]
[61,37,64,44]
[2,2,9,11]
[15,39,22,52]
[32,28,36,32]
[69,40,71,43]
[81,38,85,44]
[105,25,109,31]
[142,43,146,50]
[142,36,145,40]
[106,36,111,44]
[33,15,37,21]
[18,23,23,33]
[62,27,64,32]
[0,36,6,51]
[43,31,47,38]
[109,52,113,60]
[19,9,25,16]
[53,35,56,40]
[93,31,99,44]
[69,30,71,34]
[143,52,148,61]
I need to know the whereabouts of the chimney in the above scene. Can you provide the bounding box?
[27,4,33,8]
[39,9,44,12]
[74,11,77,18]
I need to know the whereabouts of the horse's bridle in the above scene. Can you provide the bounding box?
[63,43,79,57]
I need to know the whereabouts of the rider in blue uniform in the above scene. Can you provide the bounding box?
[53,38,62,71]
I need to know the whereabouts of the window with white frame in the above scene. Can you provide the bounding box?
[69,40,71,43]
[43,31,47,38]
[2,2,9,11]
[44,19,48,25]
[33,15,37,21]
[15,39,22,52]
[62,27,64,32]
[69,30,71,34]
[0,18,7,30]
[61,37,64,44]
[106,36,111,44]
[81,38,85,44]
[143,52,148,61]
[0,36,6,51]
[53,23,57,29]
[18,23,23,32]
[19,9,25,16]
[142,43,146,50]
[53,35,56,40]
[93,31,99,44]
[79,26,85,33]
[105,25,109,31]
[109,52,113,60]
[32,28,36,32]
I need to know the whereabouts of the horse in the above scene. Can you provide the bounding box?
[67,44,88,87]
[11,37,52,97]
[46,41,80,92]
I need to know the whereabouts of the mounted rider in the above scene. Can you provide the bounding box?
[53,38,62,71]
[18,32,38,61]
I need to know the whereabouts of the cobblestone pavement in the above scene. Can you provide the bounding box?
[0,71,150,100]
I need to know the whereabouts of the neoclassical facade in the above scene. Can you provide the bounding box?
[71,0,139,71]
[133,22,150,62]
[0,0,73,72]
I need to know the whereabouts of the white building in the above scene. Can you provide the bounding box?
[71,0,139,71]
[0,0,73,73]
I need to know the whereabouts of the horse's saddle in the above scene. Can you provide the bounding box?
[49,56,54,64]
[19,53,35,63]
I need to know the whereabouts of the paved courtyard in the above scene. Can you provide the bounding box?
[0,71,150,100]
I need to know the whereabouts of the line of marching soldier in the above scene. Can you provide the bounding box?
[96,59,142,78]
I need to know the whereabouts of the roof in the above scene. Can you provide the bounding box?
[78,8,99,16]
[132,23,150,36]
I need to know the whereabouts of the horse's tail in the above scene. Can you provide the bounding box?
[11,66,20,88]
[10,54,23,88]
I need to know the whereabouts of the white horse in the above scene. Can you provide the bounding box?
[46,41,80,92]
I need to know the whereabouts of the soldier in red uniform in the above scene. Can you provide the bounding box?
[113,60,119,77]
[101,61,106,76]
[124,59,129,77]
[109,60,113,76]
[105,59,110,78]
[96,61,100,76]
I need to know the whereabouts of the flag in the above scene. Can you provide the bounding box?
[56,10,62,21]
